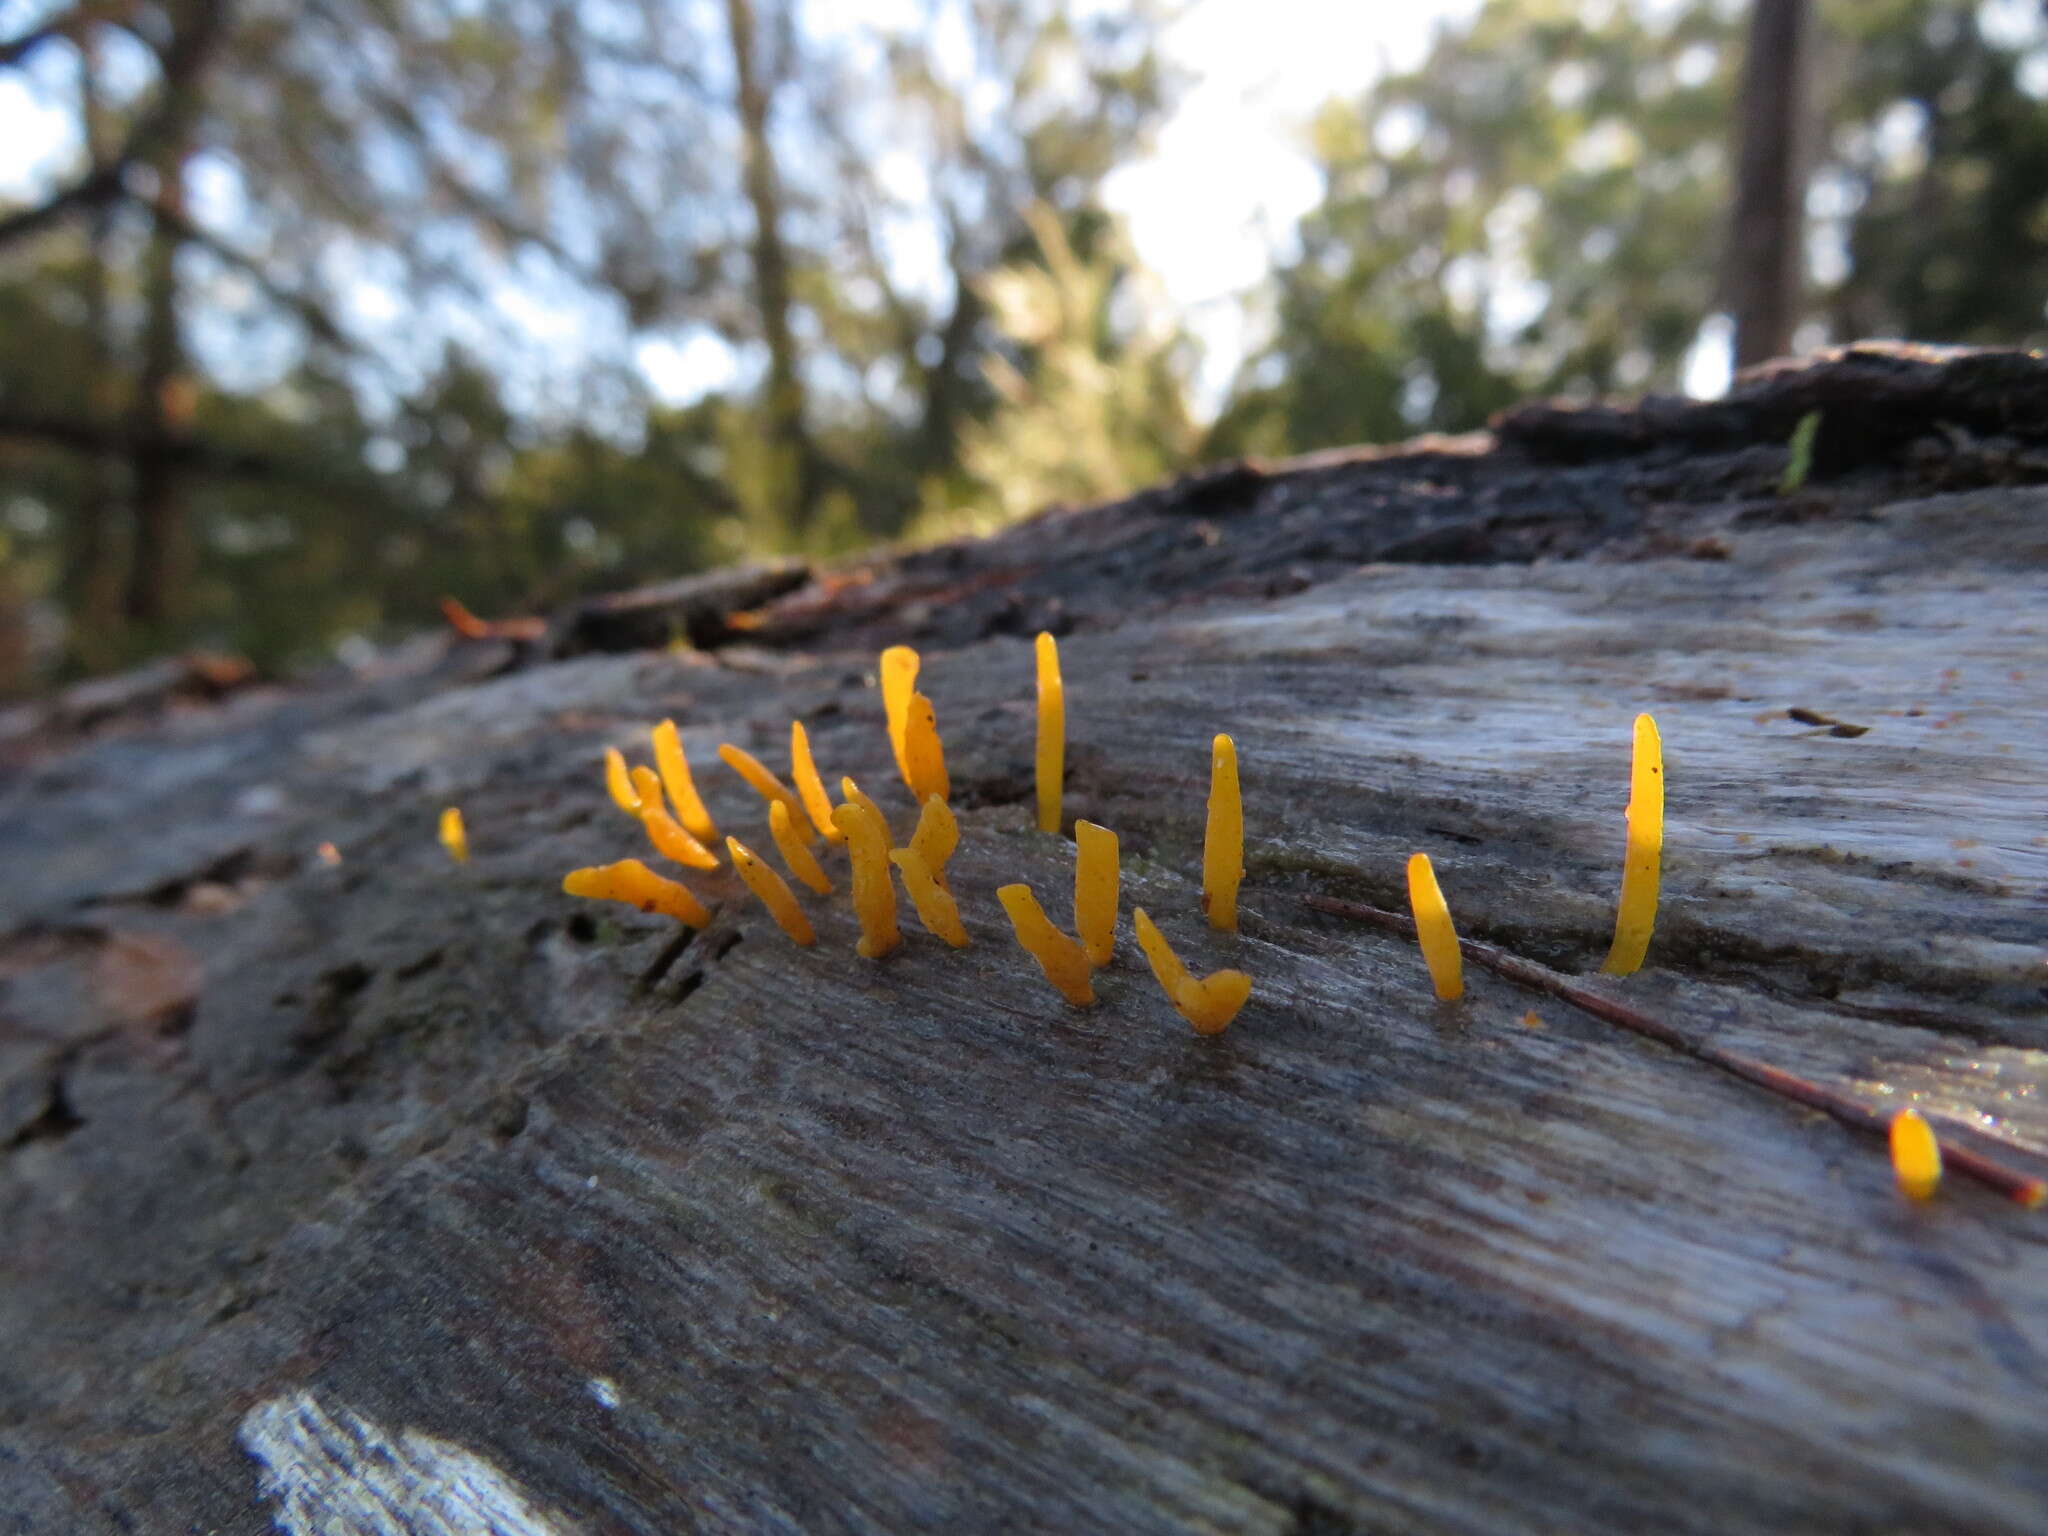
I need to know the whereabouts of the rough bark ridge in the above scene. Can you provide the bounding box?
[3,344,2046,1534]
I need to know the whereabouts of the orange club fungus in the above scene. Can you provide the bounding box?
[1035,632,1064,833]
[880,645,921,789]
[890,848,970,948]
[1405,852,1464,1001]
[563,858,712,927]
[833,800,901,959]
[1600,712,1664,977]
[652,719,717,842]
[1889,1108,1942,1201]
[839,776,892,844]
[603,747,642,815]
[629,766,719,871]
[439,806,469,865]
[769,800,833,895]
[790,720,845,844]
[1073,820,1120,967]
[718,742,813,842]
[903,692,950,806]
[997,884,1095,1006]
[1203,733,1243,931]
[908,795,959,892]
[727,835,816,946]
[1132,907,1252,1035]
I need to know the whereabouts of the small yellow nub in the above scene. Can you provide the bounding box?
[833,800,901,958]
[1133,908,1252,1035]
[770,800,832,895]
[1203,733,1243,931]
[1035,632,1064,833]
[840,776,892,845]
[603,747,642,814]
[790,720,845,844]
[1406,852,1464,1001]
[904,692,950,805]
[1600,712,1664,977]
[652,719,717,842]
[1073,820,1120,967]
[1890,1107,1942,1201]
[631,766,719,870]
[890,847,970,947]
[563,858,711,927]
[439,806,468,864]
[880,645,921,791]
[727,836,815,946]
[719,742,813,843]
[997,884,1095,1006]
[909,795,958,891]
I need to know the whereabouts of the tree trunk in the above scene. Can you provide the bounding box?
[123,133,195,629]
[1729,0,1814,369]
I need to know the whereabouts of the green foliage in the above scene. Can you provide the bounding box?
[1779,409,1822,493]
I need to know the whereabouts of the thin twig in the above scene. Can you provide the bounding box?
[1303,893,2047,1209]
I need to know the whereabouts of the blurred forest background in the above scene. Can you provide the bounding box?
[1,0,2045,692]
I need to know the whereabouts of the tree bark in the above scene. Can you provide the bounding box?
[1729,0,1814,368]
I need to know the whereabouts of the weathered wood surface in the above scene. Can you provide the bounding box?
[3,346,2046,1534]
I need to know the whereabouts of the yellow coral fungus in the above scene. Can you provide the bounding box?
[1203,733,1243,931]
[790,720,844,844]
[603,747,642,814]
[719,742,812,841]
[630,766,719,870]
[1406,852,1464,1001]
[997,884,1095,1006]
[908,795,958,891]
[890,848,970,948]
[832,801,901,958]
[439,806,469,865]
[880,644,920,789]
[727,835,816,946]
[903,692,950,805]
[562,858,711,927]
[1132,908,1251,1035]
[1073,820,1120,967]
[839,776,892,845]
[1890,1107,1942,1201]
[1600,712,1664,977]
[770,800,832,895]
[1035,631,1064,833]
[652,719,717,842]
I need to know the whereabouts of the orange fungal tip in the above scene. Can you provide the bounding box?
[909,795,958,891]
[629,765,719,870]
[1203,733,1243,932]
[438,806,469,865]
[603,747,643,814]
[890,847,970,947]
[790,720,844,843]
[1073,820,1120,968]
[1034,632,1064,833]
[1889,1108,1942,1202]
[1133,908,1252,1035]
[562,858,712,927]
[839,776,892,845]
[770,800,833,895]
[833,800,901,959]
[719,742,812,842]
[1600,712,1664,977]
[903,691,950,805]
[316,841,342,867]
[653,719,717,842]
[1406,852,1464,1001]
[880,645,921,790]
[998,883,1095,1006]
[727,835,816,946]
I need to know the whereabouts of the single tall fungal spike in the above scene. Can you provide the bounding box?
[839,776,892,845]
[833,801,901,958]
[563,858,712,927]
[439,806,469,865]
[908,795,958,891]
[1406,852,1464,1001]
[890,848,970,948]
[770,800,833,895]
[1035,632,1064,833]
[790,720,845,844]
[1203,733,1243,931]
[727,835,816,946]
[880,645,921,790]
[719,742,813,843]
[1600,712,1664,977]
[1073,820,1120,967]
[603,747,643,815]
[1132,908,1252,1035]
[652,719,717,842]
[1890,1108,1942,1201]
[631,766,719,870]
[903,692,950,805]
[997,884,1095,1006]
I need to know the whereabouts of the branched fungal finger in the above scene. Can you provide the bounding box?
[1406,852,1464,1001]
[563,858,711,927]
[1600,712,1663,977]
[653,719,717,842]
[1890,1108,1942,1201]
[439,807,469,865]
[903,691,950,805]
[1035,632,1064,833]
[604,747,643,814]
[998,884,1095,1006]
[719,743,813,842]
[1134,908,1250,1034]
[890,847,969,947]
[1203,733,1243,931]
[1074,820,1120,967]
[632,766,719,870]
[771,800,833,895]
[833,801,901,958]
[728,836,815,946]
[880,645,920,791]
[839,776,892,845]
[1133,908,1192,999]
[790,720,845,844]
[908,796,958,891]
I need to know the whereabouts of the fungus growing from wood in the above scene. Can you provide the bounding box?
[880,645,920,789]
[833,800,901,958]
[652,719,717,842]
[603,747,642,814]
[1203,733,1243,931]
[562,858,711,927]
[839,776,892,844]
[904,692,950,805]
[790,720,845,844]
[770,800,832,895]
[439,807,468,865]
[1133,907,1251,1035]
[1406,852,1463,1001]
[1074,820,1119,967]
[719,742,813,841]
[727,835,816,946]
[890,847,969,947]
[1035,631,1064,833]
[630,766,719,870]
[1600,712,1664,977]
[998,884,1095,1006]
[908,795,958,891]
[1889,1107,1942,1201]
